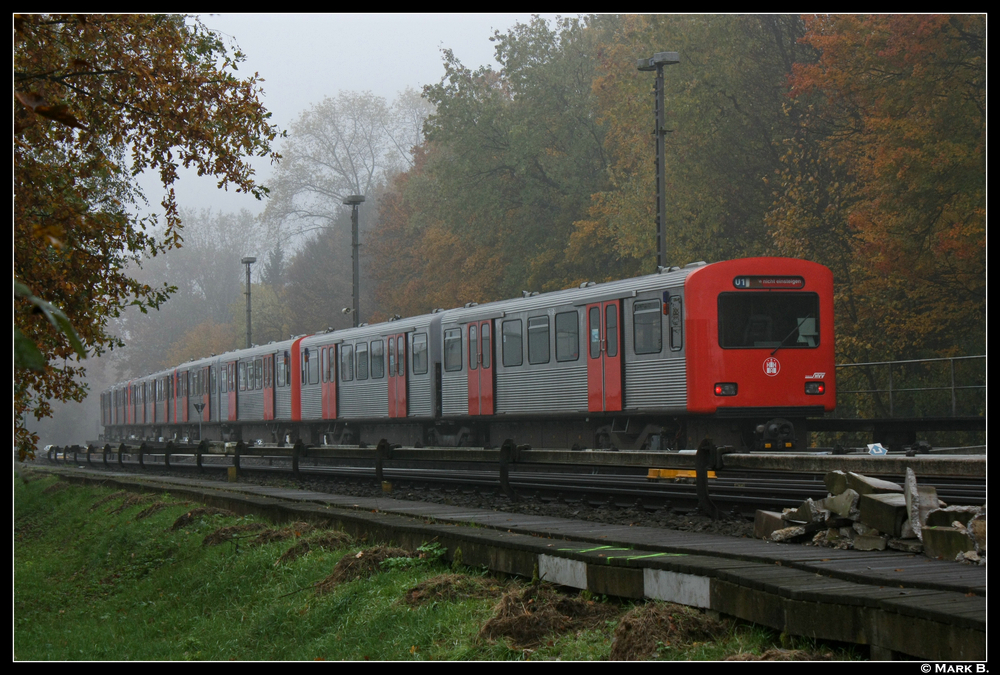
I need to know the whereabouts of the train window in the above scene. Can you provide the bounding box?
[239,362,247,391]
[502,319,523,367]
[444,328,462,372]
[718,292,819,349]
[555,311,579,361]
[528,316,550,364]
[301,349,308,386]
[469,325,478,371]
[589,307,601,359]
[482,323,491,369]
[341,344,354,381]
[412,333,428,375]
[388,337,396,376]
[357,342,369,380]
[370,340,384,378]
[606,305,618,358]
[308,349,319,384]
[397,338,406,377]
[634,300,662,354]
[669,296,683,351]
[321,347,329,383]
[256,358,264,390]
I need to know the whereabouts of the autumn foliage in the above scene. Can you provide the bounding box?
[369,14,984,376]
[14,14,280,458]
[768,15,985,365]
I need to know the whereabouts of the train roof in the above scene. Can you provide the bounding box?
[106,257,829,391]
[300,312,443,348]
[438,262,706,325]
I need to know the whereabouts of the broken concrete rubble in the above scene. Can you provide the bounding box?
[820,488,860,519]
[758,468,985,564]
[846,472,903,496]
[781,497,829,525]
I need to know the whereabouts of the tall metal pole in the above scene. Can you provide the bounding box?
[637,52,679,271]
[654,67,667,270]
[241,256,256,348]
[343,195,365,328]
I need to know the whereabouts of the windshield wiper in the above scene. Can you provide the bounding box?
[771,314,813,356]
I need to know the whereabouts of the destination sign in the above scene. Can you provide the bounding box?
[732,275,805,290]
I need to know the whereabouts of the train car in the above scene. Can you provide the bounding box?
[290,313,443,446]
[100,257,835,451]
[683,257,835,449]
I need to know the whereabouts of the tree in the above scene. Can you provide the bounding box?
[262,90,430,239]
[14,14,280,458]
[584,14,814,271]
[392,15,616,301]
[108,208,265,379]
[282,214,357,337]
[768,15,985,366]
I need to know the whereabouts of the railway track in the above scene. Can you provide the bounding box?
[40,443,986,521]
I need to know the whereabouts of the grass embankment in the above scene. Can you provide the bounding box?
[14,470,861,661]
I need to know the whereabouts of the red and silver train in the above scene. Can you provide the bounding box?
[100,257,836,451]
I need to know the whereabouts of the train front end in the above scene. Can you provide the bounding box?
[684,258,836,450]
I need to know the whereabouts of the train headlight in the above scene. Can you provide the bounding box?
[714,382,737,396]
[805,381,826,395]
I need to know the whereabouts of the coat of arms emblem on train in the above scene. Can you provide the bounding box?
[763,356,780,376]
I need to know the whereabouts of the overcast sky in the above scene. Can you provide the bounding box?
[153,13,560,216]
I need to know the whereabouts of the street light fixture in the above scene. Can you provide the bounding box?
[342,195,365,328]
[241,256,256,348]
[637,51,679,271]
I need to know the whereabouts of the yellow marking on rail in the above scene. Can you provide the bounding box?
[645,468,716,479]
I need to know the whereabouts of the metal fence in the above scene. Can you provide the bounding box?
[834,355,985,419]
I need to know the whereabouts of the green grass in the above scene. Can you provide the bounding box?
[15,471,864,661]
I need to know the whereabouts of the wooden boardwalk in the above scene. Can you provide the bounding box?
[34,465,986,661]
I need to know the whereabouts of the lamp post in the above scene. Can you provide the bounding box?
[241,256,256,348]
[193,402,205,440]
[637,51,679,271]
[343,195,365,328]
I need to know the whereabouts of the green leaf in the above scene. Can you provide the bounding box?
[14,328,47,371]
[14,281,87,360]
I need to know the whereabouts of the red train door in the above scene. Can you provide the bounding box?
[321,346,337,419]
[467,320,494,415]
[180,370,189,423]
[387,333,407,418]
[587,300,623,412]
[227,361,238,421]
[263,355,275,420]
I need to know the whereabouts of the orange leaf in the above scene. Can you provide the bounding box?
[35,104,87,130]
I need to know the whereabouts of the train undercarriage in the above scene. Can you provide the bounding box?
[103,412,806,454]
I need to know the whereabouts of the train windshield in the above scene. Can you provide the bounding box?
[718,292,819,349]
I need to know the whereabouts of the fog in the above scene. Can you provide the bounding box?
[28,13,554,449]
